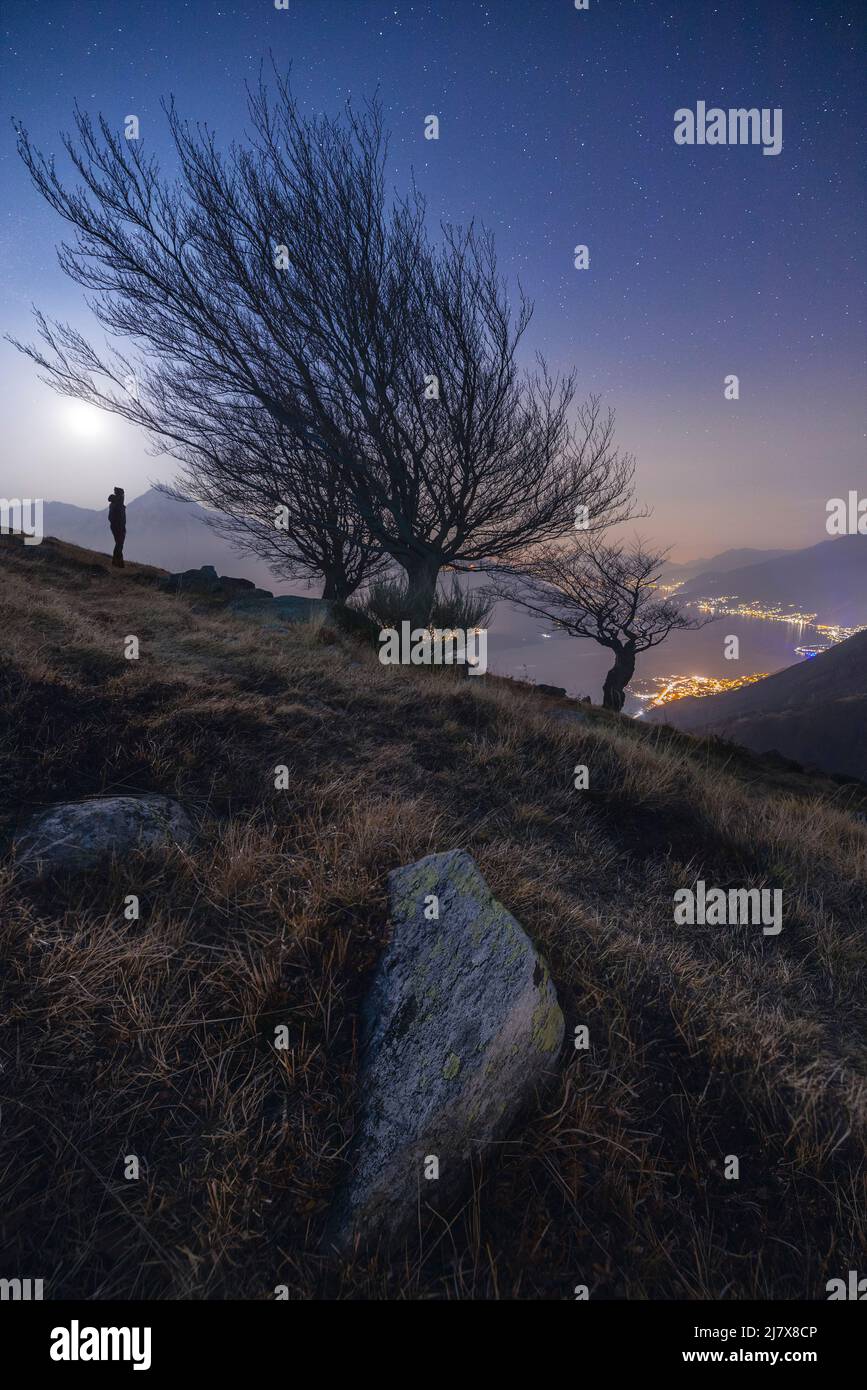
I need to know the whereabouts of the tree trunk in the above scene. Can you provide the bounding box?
[402,553,441,628]
[321,567,354,603]
[602,645,636,712]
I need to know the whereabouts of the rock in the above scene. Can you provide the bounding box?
[225,590,279,615]
[158,564,220,594]
[158,566,269,600]
[271,596,333,623]
[156,566,331,626]
[535,683,567,699]
[14,795,196,879]
[550,707,591,726]
[328,849,564,1251]
[227,595,333,626]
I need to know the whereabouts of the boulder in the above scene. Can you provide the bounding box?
[158,566,270,600]
[225,590,279,615]
[158,564,220,594]
[271,596,333,624]
[550,707,592,727]
[535,683,567,699]
[328,849,564,1251]
[14,795,196,879]
[226,595,333,626]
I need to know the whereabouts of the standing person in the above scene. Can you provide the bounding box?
[108,487,126,568]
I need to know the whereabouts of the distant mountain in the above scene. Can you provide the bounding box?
[664,547,792,585]
[675,535,867,625]
[41,489,306,595]
[645,627,867,781]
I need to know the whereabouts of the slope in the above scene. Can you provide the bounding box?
[0,533,865,1301]
[645,628,867,781]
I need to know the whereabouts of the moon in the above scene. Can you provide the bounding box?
[63,399,105,438]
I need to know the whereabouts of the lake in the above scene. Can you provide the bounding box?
[484,597,821,717]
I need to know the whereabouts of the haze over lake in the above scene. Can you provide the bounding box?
[486,598,821,717]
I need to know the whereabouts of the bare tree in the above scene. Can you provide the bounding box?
[488,537,711,711]
[156,406,389,601]
[10,72,637,621]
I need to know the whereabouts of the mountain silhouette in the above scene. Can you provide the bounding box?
[664,547,792,584]
[675,535,867,625]
[646,627,867,781]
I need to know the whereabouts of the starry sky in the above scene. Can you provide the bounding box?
[1,0,864,560]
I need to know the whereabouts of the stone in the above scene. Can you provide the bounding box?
[535,683,567,699]
[550,707,592,726]
[156,566,333,627]
[226,594,333,626]
[158,566,269,600]
[271,596,333,623]
[14,795,196,879]
[158,564,220,594]
[328,849,564,1251]
[225,590,278,615]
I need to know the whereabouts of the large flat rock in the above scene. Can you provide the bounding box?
[329,849,564,1250]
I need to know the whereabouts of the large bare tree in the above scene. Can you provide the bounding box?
[488,538,710,711]
[11,72,637,620]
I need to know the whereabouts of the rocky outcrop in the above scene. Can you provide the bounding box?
[328,849,564,1251]
[159,564,272,601]
[14,795,196,879]
[159,566,331,625]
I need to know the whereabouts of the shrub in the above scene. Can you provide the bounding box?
[430,576,495,632]
[346,573,495,641]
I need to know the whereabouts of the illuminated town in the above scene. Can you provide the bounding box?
[632,671,770,712]
[628,595,866,711]
[687,594,817,627]
[682,594,866,644]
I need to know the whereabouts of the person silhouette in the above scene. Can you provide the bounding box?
[108,487,126,568]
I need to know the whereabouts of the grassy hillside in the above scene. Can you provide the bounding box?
[646,628,867,782]
[1,534,866,1300]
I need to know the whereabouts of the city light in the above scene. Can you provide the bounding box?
[687,597,866,645]
[633,671,770,711]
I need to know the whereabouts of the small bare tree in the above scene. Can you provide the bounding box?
[488,538,710,711]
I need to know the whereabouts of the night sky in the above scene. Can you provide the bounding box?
[1,0,864,559]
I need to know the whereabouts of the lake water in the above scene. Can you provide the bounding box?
[485,597,819,716]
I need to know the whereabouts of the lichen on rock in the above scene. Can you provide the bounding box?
[327,848,564,1251]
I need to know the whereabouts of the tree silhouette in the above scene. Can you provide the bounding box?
[488,537,710,710]
[11,72,636,619]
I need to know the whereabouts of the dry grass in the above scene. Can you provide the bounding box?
[1,533,865,1300]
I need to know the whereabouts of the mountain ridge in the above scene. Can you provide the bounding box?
[675,535,867,625]
[664,546,792,584]
[645,627,867,781]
